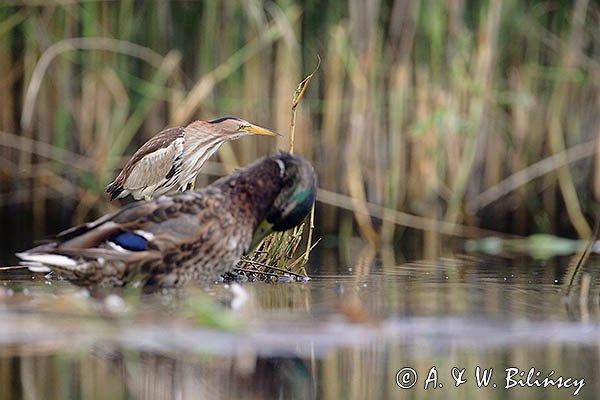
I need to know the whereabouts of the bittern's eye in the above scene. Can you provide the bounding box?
[239,124,249,131]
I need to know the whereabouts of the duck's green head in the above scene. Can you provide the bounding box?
[250,153,316,249]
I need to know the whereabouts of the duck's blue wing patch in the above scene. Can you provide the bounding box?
[110,232,147,251]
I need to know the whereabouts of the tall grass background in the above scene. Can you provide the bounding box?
[0,0,599,260]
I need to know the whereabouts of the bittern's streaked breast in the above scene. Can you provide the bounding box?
[18,152,317,288]
[106,117,280,201]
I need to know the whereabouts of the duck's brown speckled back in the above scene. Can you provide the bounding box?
[17,152,316,288]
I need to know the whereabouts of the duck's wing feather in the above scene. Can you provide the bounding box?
[46,189,225,250]
[18,189,240,286]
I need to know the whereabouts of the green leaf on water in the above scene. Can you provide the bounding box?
[466,234,588,260]
[184,296,244,331]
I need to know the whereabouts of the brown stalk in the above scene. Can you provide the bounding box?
[468,138,599,213]
[546,0,591,238]
[172,6,302,125]
[237,57,320,279]
[21,37,166,131]
[317,188,517,239]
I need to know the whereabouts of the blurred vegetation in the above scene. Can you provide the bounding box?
[0,0,599,258]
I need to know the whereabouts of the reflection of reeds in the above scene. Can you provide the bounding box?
[3,254,600,399]
[1,1,599,255]
[5,330,597,399]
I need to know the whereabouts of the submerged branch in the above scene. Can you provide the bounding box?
[0,130,94,170]
[468,139,598,213]
[317,188,516,239]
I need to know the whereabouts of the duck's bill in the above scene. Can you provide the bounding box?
[248,219,274,252]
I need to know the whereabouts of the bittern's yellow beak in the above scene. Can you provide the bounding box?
[241,124,281,137]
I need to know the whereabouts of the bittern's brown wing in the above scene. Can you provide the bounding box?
[124,138,183,192]
[106,127,184,200]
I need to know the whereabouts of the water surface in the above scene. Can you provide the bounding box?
[0,251,599,399]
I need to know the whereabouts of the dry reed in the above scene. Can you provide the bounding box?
[235,57,320,281]
[0,1,599,260]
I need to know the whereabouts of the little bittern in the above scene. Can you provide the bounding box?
[106,117,280,201]
[18,152,316,288]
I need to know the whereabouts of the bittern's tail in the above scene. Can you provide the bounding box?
[105,181,124,201]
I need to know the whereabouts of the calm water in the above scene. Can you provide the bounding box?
[1,249,599,399]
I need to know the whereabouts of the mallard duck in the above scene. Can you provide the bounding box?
[18,152,316,288]
[106,117,280,201]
